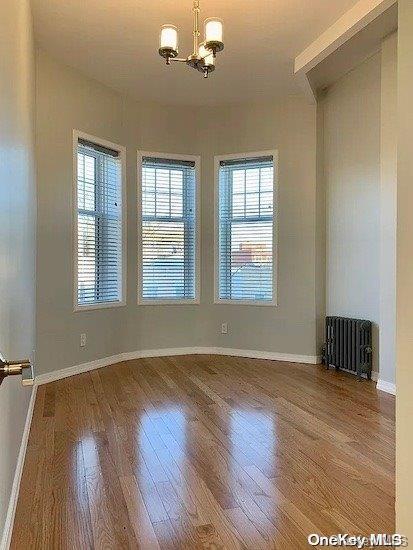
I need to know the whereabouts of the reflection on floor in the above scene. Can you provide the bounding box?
[11,355,395,549]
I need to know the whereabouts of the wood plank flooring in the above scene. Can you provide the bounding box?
[11,355,395,549]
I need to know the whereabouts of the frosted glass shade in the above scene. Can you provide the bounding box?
[160,25,178,52]
[199,44,214,67]
[204,18,223,43]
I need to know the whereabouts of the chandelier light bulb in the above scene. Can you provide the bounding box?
[204,18,223,43]
[199,44,214,67]
[159,24,179,57]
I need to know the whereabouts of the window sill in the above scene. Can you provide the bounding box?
[74,301,126,312]
[138,299,200,306]
[214,299,277,307]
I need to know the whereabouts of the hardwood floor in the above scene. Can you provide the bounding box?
[11,355,395,549]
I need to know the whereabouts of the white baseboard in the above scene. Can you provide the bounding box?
[35,347,322,386]
[367,370,396,395]
[376,378,396,395]
[324,369,395,395]
[121,347,213,361]
[35,348,396,396]
[364,371,396,395]
[35,353,125,385]
[1,385,37,550]
[208,347,322,364]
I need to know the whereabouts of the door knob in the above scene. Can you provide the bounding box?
[0,352,34,386]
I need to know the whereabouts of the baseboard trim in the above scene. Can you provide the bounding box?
[1,385,37,550]
[35,347,321,386]
[209,347,322,364]
[121,347,213,361]
[35,348,396,396]
[35,353,125,385]
[376,379,396,395]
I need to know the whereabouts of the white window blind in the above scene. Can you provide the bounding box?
[140,156,197,302]
[76,138,123,306]
[217,155,275,303]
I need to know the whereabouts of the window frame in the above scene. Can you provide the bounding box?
[137,151,201,306]
[73,130,127,312]
[214,150,278,306]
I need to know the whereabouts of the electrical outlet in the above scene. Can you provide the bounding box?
[80,333,87,347]
[221,323,228,335]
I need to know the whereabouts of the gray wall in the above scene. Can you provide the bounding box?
[322,53,382,375]
[36,50,319,375]
[36,51,201,373]
[0,0,36,542]
[195,100,318,356]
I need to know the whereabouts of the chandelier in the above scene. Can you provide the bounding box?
[158,1,224,78]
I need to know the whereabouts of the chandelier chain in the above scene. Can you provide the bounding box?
[193,1,201,56]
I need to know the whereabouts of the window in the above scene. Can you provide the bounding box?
[216,152,277,304]
[74,132,125,309]
[138,153,200,304]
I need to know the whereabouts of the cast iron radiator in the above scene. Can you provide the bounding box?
[324,316,372,380]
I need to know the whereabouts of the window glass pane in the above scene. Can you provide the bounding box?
[260,167,273,192]
[245,192,259,217]
[232,170,245,194]
[260,192,273,215]
[142,221,185,299]
[143,191,155,217]
[156,169,170,193]
[246,168,260,193]
[156,192,170,217]
[230,221,273,301]
[170,171,183,193]
[232,193,244,218]
[78,213,96,303]
[171,194,183,217]
[77,153,95,211]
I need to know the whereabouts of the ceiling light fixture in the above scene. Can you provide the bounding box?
[158,1,224,78]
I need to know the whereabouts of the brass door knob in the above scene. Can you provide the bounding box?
[0,352,34,386]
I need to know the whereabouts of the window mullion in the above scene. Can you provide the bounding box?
[96,155,104,303]
[228,171,232,300]
[183,171,190,298]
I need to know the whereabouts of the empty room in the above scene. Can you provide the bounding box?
[1,0,412,548]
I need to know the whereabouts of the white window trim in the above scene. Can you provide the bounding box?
[72,130,127,312]
[214,150,279,307]
[137,151,201,306]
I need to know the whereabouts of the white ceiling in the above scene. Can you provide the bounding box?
[32,0,361,106]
